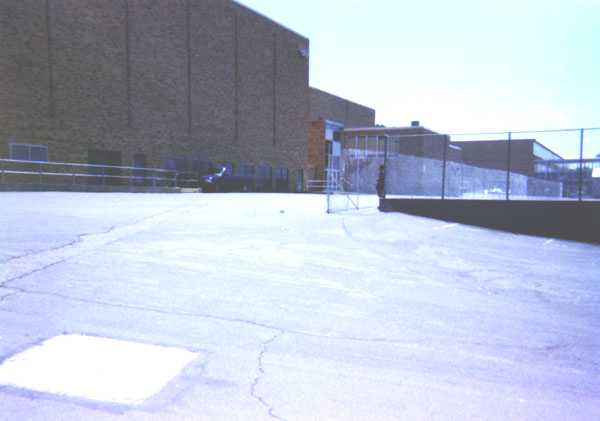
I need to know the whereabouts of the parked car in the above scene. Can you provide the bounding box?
[200,167,255,192]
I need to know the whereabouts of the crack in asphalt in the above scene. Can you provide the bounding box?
[0,290,19,303]
[15,282,571,355]
[4,286,428,347]
[250,330,286,421]
[3,203,196,266]
[4,283,581,357]
[1,228,113,265]
[2,259,71,287]
[1,205,199,287]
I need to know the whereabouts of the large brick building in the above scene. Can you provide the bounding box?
[2,0,354,190]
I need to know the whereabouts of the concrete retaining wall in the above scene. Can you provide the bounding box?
[380,198,600,243]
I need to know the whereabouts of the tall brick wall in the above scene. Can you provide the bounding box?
[307,120,326,180]
[309,87,375,128]
[1,0,309,189]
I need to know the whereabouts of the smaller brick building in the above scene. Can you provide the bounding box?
[343,124,458,161]
[307,88,375,181]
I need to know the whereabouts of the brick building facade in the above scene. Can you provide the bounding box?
[1,0,313,190]
[451,139,562,176]
[309,88,375,129]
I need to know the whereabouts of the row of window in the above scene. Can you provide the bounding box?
[343,136,387,154]
[163,158,289,179]
[7,144,289,181]
[9,144,48,162]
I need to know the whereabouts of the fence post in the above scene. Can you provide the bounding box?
[506,132,512,201]
[441,135,448,200]
[383,135,388,199]
[578,128,585,201]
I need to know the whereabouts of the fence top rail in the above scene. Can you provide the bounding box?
[375,126,600,140]
[0,158,177,173]
[535,158,600,164]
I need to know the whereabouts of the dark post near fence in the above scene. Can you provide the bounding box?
[506,132,512,201]
[578,128,585,201]
[441,135,448,200]
[383,135,389,199]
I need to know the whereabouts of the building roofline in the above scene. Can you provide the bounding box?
[310,87,375,113]
[232,0,309,41]
[532,140,564,160]
[451,138,536,143]
[343,126,438,134]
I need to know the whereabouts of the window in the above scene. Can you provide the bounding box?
[163,158,176,171]
[325,141,333,156]
[163,158,189,172]
[377,136,387,156]
[275,167,288,180]
[325,121,344,141]
[274,167,289,192]
[133,154,147,168]
[296,168,304,192]
[132,154,147,184]
[257,165,272,179]
[240,164,255,177]
[192,160,212,174]
[9,144,48,162]
[357,136,366,153]
[174,158,189,172]
[367,136,378,155]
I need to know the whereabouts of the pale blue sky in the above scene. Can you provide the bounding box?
[237,0,599,150]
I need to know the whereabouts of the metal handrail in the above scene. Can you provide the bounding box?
[0,169,175,182]
[0,158,176,173]
[306,177,348,193]
[0,158,192,187]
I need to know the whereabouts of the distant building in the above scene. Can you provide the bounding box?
[451,139,563,176]
[343,123,459,161]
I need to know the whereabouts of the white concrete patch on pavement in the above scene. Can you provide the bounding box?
[0,334,198,405]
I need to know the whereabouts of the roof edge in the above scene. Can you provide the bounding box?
[232,0,309,41]
[310,87,375,113]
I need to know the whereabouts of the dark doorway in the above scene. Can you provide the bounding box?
[132,153,147,186]
[88,149,123,185]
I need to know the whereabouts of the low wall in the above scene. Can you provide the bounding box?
[341,154,563,198]
[380,198,600,244]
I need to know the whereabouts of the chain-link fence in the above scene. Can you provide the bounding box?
[338,127,600,202]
